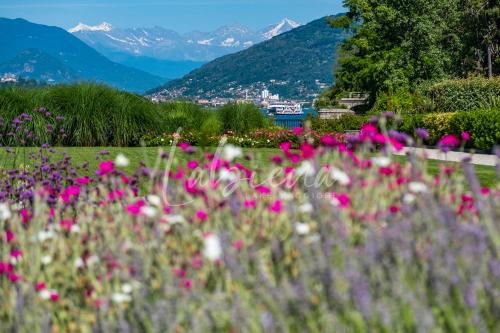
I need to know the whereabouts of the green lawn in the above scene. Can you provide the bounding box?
[0,147,497,187]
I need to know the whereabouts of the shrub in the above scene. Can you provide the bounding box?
[427,77,500,112]
[450,108,500,152]
[371,89,435,115]
[311,115,371,134]
[216,103,267,134]
[159,102,210,133]
[0,84,164,146]
[421,113,456,145]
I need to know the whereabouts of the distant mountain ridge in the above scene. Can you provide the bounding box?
[150,16,348,100]
[69,18,302,62]
[0,18,165,92]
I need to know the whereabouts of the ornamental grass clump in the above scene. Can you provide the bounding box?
[0,117,499,332]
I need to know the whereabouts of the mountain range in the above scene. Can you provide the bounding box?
[69,18,301,62]
[150,16,348,100]
[0,18,165,92]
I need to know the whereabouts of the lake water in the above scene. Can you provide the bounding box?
[261,108,317,128]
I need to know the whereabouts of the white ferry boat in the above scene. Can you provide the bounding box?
[267,102,303,115]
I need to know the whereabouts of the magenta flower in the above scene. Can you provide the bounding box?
[331,193,351,209]
[187,160,199,170]
[35,282,46,291]
[60,185,81,204]
[461,131,471,141]
[5,230,14,243]
[244,199,257,208]
[126,200,146,216]
[196,210,208,222]
[438,134,460,152]
[179,142,191,152]
[10,249,22,258]
[300,142,315,159]
[292,127,304,136]
[255,185,271,195]
[97,161,114,176]
[270,200,283,213]
[75,176,91,185]
[320,135,338,147]
[182,279,193,290]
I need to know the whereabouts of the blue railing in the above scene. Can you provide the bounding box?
[273,118,304,128]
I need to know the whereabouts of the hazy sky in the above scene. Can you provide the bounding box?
[0,0,344,32]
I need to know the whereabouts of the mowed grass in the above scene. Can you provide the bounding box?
[0,147,497,187]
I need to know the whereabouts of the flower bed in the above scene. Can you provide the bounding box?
[0,119,499,332]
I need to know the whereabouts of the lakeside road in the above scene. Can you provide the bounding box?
[392,147,498,167]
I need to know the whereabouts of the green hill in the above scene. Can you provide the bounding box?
[150,16,348,100]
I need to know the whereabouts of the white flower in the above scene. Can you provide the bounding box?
[115,154,130,167]
[408,182,428,194]
[279,192,294,201]
[403,193,416,204]
[295,223,311,235]
[223,145,243,162]
[74,258,84,268]
[371,156,392,167]
[111,293,132,304]
[298,203,313,213]
[34,230,56,242]
[141,206,158,218]
[166,214,185,224]
[147,195,162,207]
[203,234,222,262]
[39,289,56,300]
[87,255,100,266]
[41,255,53,265]
[70,225,81,234]
[330,168,350,186]
[219,169,238,182]
[121,283,133,294]
[0,203,12,221]
[296,161,315,177]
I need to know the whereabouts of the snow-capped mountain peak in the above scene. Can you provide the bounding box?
[262,18,301,39]
[68,22,113,33]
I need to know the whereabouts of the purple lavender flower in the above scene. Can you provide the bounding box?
[415,128,429,140]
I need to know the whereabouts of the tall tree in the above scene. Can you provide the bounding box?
[329,0,499,98]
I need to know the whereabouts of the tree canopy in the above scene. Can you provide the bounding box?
[329,0,499,99]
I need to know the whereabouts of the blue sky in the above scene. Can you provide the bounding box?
[0,0,344,32]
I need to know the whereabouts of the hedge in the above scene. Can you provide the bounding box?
[311,108,500,152]
[427,77,500,112]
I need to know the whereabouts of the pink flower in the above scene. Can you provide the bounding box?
[300,142,315,159]
[179,142,191,152]
[292,127,304,136]
[97,161,114,176]
[173,268,186,278]
[280,142,292,153]
[461,131,471,141]
[244,199,256,208]
[389,138,404,152]
[233,240,244,251]
[255,185,271,195]
[60,185,81,203]
[60,219,74,231]
[331,193,351,209]
[196,210,208,222]
[320,135,338,147]
[0,262,13,275]
[184,178,198,194]
[75,176,90,185]
[20,209,32,224]
[182,279,193,290]
[126,200,146,216]
[8,273,21,282]
[50,291,59,302]
[5,230,14,243]
[270,200,283,213]
[187,160,199,169]
[438,134,460,152]
[35,282,46,291]
[10,249,22,258]
[389,205,401,214]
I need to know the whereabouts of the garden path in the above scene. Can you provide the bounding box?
[392,148,498,166]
